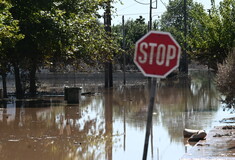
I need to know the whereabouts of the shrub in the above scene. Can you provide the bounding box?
[216,49,235,108]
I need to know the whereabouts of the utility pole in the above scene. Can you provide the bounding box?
[143,2,158,160]
[149,0,157,31]
[180,0,188,75]
[149,0,152,30]
[122,15,126,85]
[147,0,157,85]
[147,0,152,87]
[104,0,113,88]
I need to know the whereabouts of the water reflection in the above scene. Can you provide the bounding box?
[0,71,223,160]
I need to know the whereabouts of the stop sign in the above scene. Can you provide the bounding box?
[134,31,181,78]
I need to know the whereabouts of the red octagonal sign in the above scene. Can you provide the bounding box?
[134,31,181,78]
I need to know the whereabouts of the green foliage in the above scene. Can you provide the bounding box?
[160,0,235,70]
[216,49,235,108]
[0,0,122,96]
[112,16,148,65]
[0,0,24,73]
[189,0,235,70]
[8,0,121,71]
[53,0,122,67]
[0,1,23,47]
[160,0,196,47]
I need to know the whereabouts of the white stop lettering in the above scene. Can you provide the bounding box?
[138,42,176,66]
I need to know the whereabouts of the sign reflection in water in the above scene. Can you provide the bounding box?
[0,71,222,160]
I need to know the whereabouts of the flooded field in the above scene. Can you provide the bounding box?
[0,71,231,160]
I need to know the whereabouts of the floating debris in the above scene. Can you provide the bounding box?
[183,128,207,142]
[196,143,210,147]
[213,132,232,137]
[222,125,235,130]
[8,139,20,142]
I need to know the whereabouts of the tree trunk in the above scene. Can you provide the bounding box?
[108,62,113,87]
[105,62,109,88]
[105,62,113,88]
[29,65,37,97]
[14,65,24,99]
[1,73,8,98]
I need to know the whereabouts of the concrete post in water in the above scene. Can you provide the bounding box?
[64,87,82,104]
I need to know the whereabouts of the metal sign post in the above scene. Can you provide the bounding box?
[142,78,157,160]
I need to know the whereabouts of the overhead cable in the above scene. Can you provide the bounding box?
[118,2,138,12]
[134,0,156,5]
[159,0,167,8]
[168,0,184,10]
[115,11,164,16]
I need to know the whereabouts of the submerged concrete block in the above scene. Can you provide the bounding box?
[64,87,81,104]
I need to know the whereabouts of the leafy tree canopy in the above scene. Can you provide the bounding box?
[8,0,121,71]
[189,0,235,69]
[0,0,122,97]
[0,0,24,72]
[112,16,148,65]
[0,0,23,50]
[160,0,235,70]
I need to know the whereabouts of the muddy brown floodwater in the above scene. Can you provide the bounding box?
[0,71,232,160]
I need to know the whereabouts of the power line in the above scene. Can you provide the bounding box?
[168,0,184,10]
[115,11,164,16]
[134,0,150,5]
[118,2,138,12]
[134,0,156,5]
[159,0,167,8]
[118,12,149,16]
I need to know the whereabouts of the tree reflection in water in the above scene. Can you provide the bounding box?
[0,97,118,160]
[0,71,222,160]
